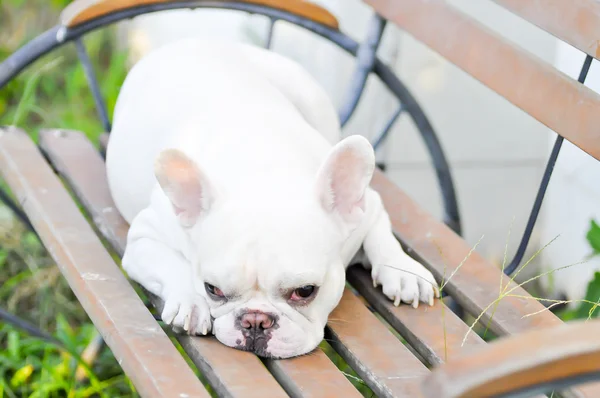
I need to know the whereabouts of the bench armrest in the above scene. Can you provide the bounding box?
[422,319,600,398]
[60,0,339,29]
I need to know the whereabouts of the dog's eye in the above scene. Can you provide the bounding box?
[205,282,225,298]
[290,285,317,301]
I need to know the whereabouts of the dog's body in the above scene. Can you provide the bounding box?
[106,38,437,358]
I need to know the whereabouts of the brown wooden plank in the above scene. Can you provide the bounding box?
[365,0,600,162]
[370,170,600,397]
[347,267,485,366]
[325,288,430,397]
[265,348,362,398]
[421,319,600,398]
[0,127,209,398]
[40,129,361,398]
[372,169,560,336]
[61,0,340,30]
[493,0,600,60]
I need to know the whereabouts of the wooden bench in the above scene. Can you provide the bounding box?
[3,0,600,397]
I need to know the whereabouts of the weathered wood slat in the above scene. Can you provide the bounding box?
[370,170,600,397]
[493,0,600,60]
[326,289,429,397]
[422,319,600,398]
[371,170,560,335]
[61,0,340,30]
[347,268,485,366]
[0,127,210,398]
[365,0,600,162]
[40,129,361,398]
[265,349,362,398]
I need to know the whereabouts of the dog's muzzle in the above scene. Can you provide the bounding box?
[234,310,279,356]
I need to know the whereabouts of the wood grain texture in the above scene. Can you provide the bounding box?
[365,0,600,162]
[370,168,600,398]
[371,169,561,336]
[0,127,210,398]
[421,319,600,398]
[325,289,429,397]
[347,267,485,366]
[61,0,339,29]
[493,0,600,60]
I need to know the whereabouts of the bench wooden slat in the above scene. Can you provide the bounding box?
[365,0,600,163]
[347,268,485,366]
[370,170,600,397]
[493,0,600,60]
[371,170,560,336]
[40,129,362,397]
[266,349,363,398]
[0,127,210,398]
[422,319,600,398]
[326,289,429,397]
[61,0,340,30]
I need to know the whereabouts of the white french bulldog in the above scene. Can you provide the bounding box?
[106,38,439,359]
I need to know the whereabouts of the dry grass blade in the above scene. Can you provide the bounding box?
[462,259,588,346]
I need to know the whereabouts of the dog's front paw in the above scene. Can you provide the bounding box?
[161,289,212,336]
[372,258,440,308]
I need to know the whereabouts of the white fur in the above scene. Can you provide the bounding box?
[106,38,438,358]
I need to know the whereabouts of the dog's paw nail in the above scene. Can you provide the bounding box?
[412,293,419,309]
[429,296,434,306]
[394,296,401,307]
[373,280,378,288]
[202,325,208,335]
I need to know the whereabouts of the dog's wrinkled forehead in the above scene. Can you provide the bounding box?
[192,199,340,288]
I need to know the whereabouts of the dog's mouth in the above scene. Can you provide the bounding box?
[234,335,271,357]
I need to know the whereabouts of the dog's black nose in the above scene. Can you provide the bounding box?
[239,311,276,330]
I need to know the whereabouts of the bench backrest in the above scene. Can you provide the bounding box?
[365,0,600,161]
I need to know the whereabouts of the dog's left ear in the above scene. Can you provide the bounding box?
[154,149,214,227]
[315,135,375,224]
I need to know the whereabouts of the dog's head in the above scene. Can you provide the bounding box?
[154,136,375,358]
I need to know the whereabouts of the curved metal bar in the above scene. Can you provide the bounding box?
[0,0,461,236]
[0,26,62,90]
[265,17,276,49]
[338,13,387,127]
[0,306,63,346]
[0,182,36,233]
[373,59,462,235]
[504,54,593,276]
[372,104,404,150]
[74,39,111,132]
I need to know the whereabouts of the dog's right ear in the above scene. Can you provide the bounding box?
[154,149,214,228]
[315,135,375,225]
